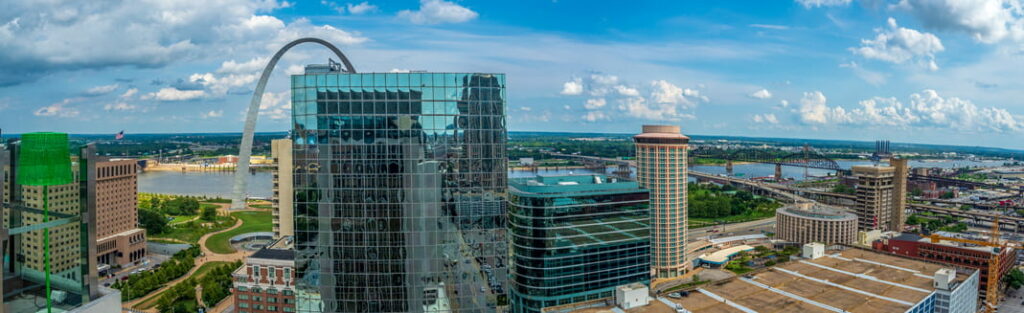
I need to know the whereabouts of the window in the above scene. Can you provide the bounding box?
[239,295,249,300]
[239,303,249,308]
[269,266,276,280]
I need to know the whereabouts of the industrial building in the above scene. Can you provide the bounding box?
[508,174,650,313]
[667,246,979,313]
[872,232,1018,298]
[776,202,858,245]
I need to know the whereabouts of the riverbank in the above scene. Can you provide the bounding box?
[145,163,273,173]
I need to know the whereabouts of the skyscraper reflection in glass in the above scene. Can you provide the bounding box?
[290,66,508,313]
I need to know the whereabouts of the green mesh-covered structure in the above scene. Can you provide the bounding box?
[17,132,72,186]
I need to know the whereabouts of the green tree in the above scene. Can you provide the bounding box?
[1006,268,1024,290]
[139,209,168,234]
[201,206,217,221]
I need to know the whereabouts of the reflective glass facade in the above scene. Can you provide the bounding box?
[508,175,650,313]
[290,69,508,312]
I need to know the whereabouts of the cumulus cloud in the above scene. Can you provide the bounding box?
[893,0,1024,43]
[259,91,292,120]
[0,0,366,86]
[615,85,641,97]
[398,0,478,24]
[749,89,773,99]
[753,113,780,124]
[104,102,137,111]
[796,89,1023,132]
[143,88,206,101]
[201,110,224,119]
[582,111,609,122]
[561,78,583,95]
[120,88,139,99]
[83,84,120,96]
[853,18,945,70]
[796,0,853,8]
[35,98,80,117]
[584,98,606,109]
[217,57,268,74]
[779,100,790,108]
[347,2,378,14]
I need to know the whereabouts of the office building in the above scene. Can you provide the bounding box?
[890,159,908,232]
[776,202,858,245]
[270,139,293,239]
[666,247,978,313]
[95,159,147,267]
[508,174,650,313]
[873,232,1018,297]
[234,237,296,313]
[634,125,689,279]
[1,133,119,312]
[852,164,896,231]
[291,68,508,312]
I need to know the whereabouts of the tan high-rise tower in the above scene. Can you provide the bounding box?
[634,125,689,279]
[271,139,293,239]
[889,158,908,232]
[852,165,896,231]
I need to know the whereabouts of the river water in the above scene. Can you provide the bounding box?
[139,159,1004,197]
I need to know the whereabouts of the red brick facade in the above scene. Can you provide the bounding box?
[233,255,296,313]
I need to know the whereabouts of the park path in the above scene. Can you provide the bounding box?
[123,204,263,313]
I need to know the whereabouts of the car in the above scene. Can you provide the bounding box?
[668,293,682,299]
[103,282,111,287]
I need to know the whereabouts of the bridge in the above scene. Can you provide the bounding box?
[690,144,847,178]
[910,173,1024,196]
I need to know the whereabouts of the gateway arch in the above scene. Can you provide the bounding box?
[231,37,356,210]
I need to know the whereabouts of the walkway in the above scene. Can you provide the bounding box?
[124,206,263,313]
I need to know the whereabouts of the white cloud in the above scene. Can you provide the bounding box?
[753,113,780,124]
[840,61,887,86]
[143,88,206,101]
[0,0,366,86]
[590,73,619,85]
[796,0,853,8]
[398,0,478,24]
[584,98,606,109]
[217,57,267,74]
[259,91,292,120]
[893,0,1024,43]
[779,100,790,108]
[201,110,224,119]
[795,89,1023,132]
[347,2,378,14]
[120,88,139,99]
[614,85,641,97]
[104,102,137,111]
[650,80,706,107]
[750,24,790,30]
[749,89,773,99]
[560,78,583,95]
[83,83,119,96]
[582,111,609,122]
[852,18,945,70]
[34,98,80,117]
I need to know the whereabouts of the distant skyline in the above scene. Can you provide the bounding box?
[2,0,1024,149]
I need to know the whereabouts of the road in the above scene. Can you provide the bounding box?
[687,218,776,242]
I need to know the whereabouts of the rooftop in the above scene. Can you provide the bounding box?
[250,247,294,261]
[509,174,644,196]
[663,248,971,313]
[778,202,857,221]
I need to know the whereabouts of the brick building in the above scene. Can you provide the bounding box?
[234,238,295,313]
[95,159,147,267]
[873,233,1018,296]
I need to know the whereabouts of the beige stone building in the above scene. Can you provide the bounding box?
[852,164,897,231]
[271,139,293,239]
[634,125,689,279]
[95,159,146,267]
[776,202,858,245]
[890,159,908,232]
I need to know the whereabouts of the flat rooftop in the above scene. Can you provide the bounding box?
[665,248,968,313]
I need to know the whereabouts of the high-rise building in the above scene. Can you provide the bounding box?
[291,67,508,312]
[95,159,147,267]
[852,164,896,231]
[234,237,296,313]
[634,125,689,279]
[508,174,650,313]
[271,139,294,239]
[890,158,908,232]
[1,134,120,312]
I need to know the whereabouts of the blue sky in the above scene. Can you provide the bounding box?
[2,0,1024,149]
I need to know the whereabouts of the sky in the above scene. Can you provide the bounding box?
[2,0,1024,149]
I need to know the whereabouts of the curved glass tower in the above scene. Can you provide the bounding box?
[291,68,508,312]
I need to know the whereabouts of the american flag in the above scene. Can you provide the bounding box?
[115,130,125,140]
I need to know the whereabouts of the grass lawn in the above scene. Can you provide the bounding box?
[154,216,235,244]
[169,215,197,224]
[205,211,273,254]
[690,213,775,228]
[250,204,273,210]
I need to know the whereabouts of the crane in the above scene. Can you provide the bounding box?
[926,216,1004,313]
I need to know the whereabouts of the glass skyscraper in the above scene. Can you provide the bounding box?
[508,174,650,313]
[290,65,508,312]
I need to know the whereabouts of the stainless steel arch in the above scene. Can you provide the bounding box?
[231,37,356,209]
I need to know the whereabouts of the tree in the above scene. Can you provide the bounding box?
[201,206,217,221]
[1006,268,1024,290]
[940,191,955,199]
[139,209,168,234]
